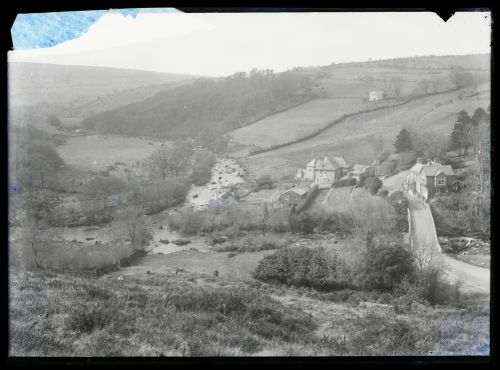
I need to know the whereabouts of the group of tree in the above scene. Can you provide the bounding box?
[449,107,489,157]
[80,68,319,142]
[393,127,448,161]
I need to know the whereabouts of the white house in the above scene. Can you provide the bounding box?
[369,90,385,101]
[296,156,352,188]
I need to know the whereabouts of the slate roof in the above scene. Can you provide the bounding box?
[281,186,308,196]
[420,164,454,177]
[408,161,454,177]
[306,156,351,171]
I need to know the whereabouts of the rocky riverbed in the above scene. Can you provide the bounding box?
[439,236,490,255]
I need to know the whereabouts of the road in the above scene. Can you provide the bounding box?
[408,198,490,294]
[381,170,407,195]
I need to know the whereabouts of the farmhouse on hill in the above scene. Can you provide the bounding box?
[296,156,352,187]
[368,90,385,101]
[403,158,455,200]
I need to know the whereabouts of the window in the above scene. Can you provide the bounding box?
[437,177,445,186]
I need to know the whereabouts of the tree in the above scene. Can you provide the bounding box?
[410,130,448,160]
[471,108,490,192]
[18,192,60,268]
[390,76,404,98]
[387,190,409,233]
[448,68,475,89]
[16,140,65,191]
[362,244,415,292]
[365,176,383,195]
[47,115,62,129]
[371,134,385,158]
[349,196,397,249]
[168,141,194,177]
[415,78,430,95]
[112,205,152,251]
[393,128,412,153]
[449,110,474,156]
[147,148,170,180]
[190,149,216,186]
[147,142,194,180]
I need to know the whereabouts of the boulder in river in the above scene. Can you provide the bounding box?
[172,239,191,246]
[159,239,170,244]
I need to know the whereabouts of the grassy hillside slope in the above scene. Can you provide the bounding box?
[8,62,196,131]
[229,97,401,150]
[9,269,489,356]
[241,84,490,179]
[8,62,195,107]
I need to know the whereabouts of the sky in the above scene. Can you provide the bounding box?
[8,11,492,77]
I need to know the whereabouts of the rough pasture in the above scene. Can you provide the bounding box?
[240,86,489,180]
[57,134,167,170]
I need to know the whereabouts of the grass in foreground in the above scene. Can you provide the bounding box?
[9,269,489,356]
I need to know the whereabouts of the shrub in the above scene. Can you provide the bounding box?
[265,211,291,233]
[254,176,274,191]
[140,178,191,214]
[288,212,319,234]
[360,244,415,292]
[333,178,357,188]
[253,246,351,291]
[387,190,409,232]
[378,189,389,198]
[312,210,354,235]
[213,232,288,253]
[364,177,383,195]
[190,150,216,186]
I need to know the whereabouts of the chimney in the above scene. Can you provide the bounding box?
[433,158,440,164]
[417,158,422,164]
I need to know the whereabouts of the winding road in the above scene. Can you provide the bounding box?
[408,198,490,294]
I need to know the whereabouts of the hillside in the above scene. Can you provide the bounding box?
[73,54,489,144]
[8,62,197,130]
[8,62,195,108]
[241,83,490,180]
[80,70,318,139]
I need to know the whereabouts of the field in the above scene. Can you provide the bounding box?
[241,85,490,180]
[318,65,453,98]
[57,134,165,170]
[229,98,399,150]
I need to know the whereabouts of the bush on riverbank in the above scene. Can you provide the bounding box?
[253,246,351,291]
[212,232,289,253]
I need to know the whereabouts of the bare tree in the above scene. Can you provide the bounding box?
[412,241,441,273]
[349,196,397,249]
[371,134,385,159]
[390,76,404,98]
[147,142,194,179]
[112,204,152,251]
[147,147,171,180]
[18,192,59,268]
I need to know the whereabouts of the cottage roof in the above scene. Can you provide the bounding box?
[282,186,308,196]
[408,162,424,174]
[332,156,351,169]
[306,156,351,171]
[420,164,454,177]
